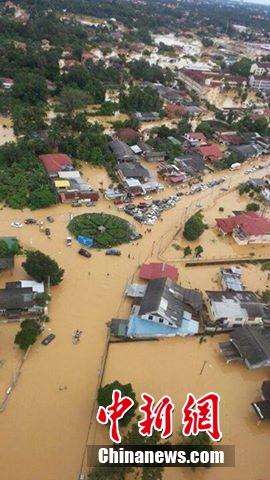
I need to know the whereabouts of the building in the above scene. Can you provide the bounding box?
[229,144,262,161]
[132,112,160,122]
[184,132,207,146]
[138,142,165,162]
[220,267,243,291]
[249,75,270,94]
[219,326,270,369]
[165,103,188,118]
[136,277,202,329]
[116,128,139,143]
[109,139,137,162]
[250,62,270,77]
[174,153,205,176]
[216,212,270,245]
[2,77,14,89]
[139,263,179,282]
[206,290,269,328]
[118,162,150,182]
[217,131,242,146]
[197,144,223,163]
[0,281,46,318]
[39,153,73,178]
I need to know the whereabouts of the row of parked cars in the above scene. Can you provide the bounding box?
[244,164,266,175]
[186,177,227,196]
[123,195,182,225]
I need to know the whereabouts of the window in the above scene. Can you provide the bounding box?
[149,315,153,320]
[159,318,164,323]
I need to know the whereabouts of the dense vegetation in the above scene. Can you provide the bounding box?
[183,211,208,241]
[14,318,42,350]
[97,381,138,427]
[22,250,64,285]
[0,140,57,209]
[68,213,133,248]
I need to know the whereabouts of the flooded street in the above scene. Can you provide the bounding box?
[0,162,269,479]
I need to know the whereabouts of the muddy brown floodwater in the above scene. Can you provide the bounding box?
[0,161,269,480]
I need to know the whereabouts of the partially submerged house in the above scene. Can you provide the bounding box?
[220,267,243,291]
[0,281,46,318]
[184,132,207,147]
[174,153,205,176]
[206,290,269,328]
[109,139,138,162]
[111,277,202,338]
[138,142,166,162]
[216,212,270,245]
[219,326,270,369]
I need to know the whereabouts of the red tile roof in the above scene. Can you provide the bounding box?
[165,103,188,118]
[116,128,139,141]
[39,153,73,174]
[197,144,223,160]
[220,132,242,145]
[140,263,179,282]
[216,212,270,237]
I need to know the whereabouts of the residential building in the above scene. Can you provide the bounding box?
[197,144,223,163]
[139,263,179,282]
[206,290,269,328]
[220,267,243,291]
[39,153,73,178]
[230,144,263,161]
[184,132,207,146]
[174,153,205,176]
[0,281,46,317]
[118,162,150,182]
[216,212,270,245]
[138,142,165,162]
[109,139,138,162]
[219,326,270,369]
[136,277,202,329]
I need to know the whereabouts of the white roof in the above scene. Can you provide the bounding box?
[125,178,142,187]
[20,281,45,294]
[130,145,142,154]
[58,171,81,179]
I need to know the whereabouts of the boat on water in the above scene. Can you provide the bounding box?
[72,330,83,344]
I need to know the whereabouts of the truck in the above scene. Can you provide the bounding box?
[230,162,241,171]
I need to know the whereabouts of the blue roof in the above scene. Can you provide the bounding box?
[127,315,199,338]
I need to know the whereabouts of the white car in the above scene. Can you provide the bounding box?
[11,222,23,228]
[143,196,152,201]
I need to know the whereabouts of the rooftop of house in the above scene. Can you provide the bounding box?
[119,161,150,179]
[197,144,223,160]
[175,153,205,174]
[0,284,35,310]
[231,326,270,368]
[139,262,179,283]
[116,128,139,141]
[207,290,268,321]
[219,131,242,145]
[139,277,202,326]
[39,153,73,174]
[186,132,207,142]
[109,139,137,161]
[216,212,270,237]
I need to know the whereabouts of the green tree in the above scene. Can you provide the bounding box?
[14,319,41,350]
[28,187,57,210]
[183,212,207,241]
[184,246,192,257]
[229,57,252,77]
[196,121,213,139]
[59,87,90,114]
[195,245,204,257]
[22,250,64,285]
[97,381,138,427]
[261,290,270,303]
[246,202,260,212]
[13,73,48,105]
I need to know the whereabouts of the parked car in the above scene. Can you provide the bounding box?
[45,228,51,236]
[72,201,82,207]
[47,216,54,223]
[86,201,94,207]
[106,249,121,256]
[78,248,91,258]
[24,218,37,225]
[41,333,56,346]
[11,222,23,228]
